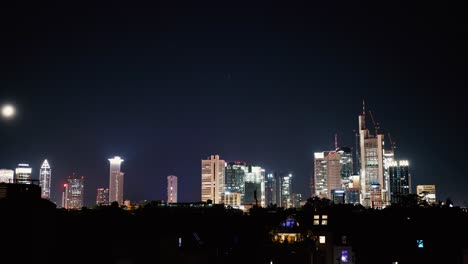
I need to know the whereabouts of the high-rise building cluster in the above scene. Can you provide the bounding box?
[201,155,297,210]
[311,101,435,208]
[0,160,52,197]
[0,102,438,210]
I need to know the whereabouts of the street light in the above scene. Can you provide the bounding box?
[1,104,15,119]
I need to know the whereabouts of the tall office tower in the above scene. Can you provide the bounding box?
[96,188,109,205]
[61,183,68,208]
[108,156,124,205]
[326,151,342,196]
[225,161,247,201]
[416,185,436,205]
[281,173,293,208]
[167,175,178,203]
[358,103,385,207]
[265,172,277,206]
[201,155,225,204]
[382,149,395,205]
[337,147,353,187]
[244,165,266,207]
[39,159,51,199]
[389,160,410,204]
[314,151,329,198]
[15,164,32,184]
[65,174,84,209]
[314,151,341,199]
[0,169,14,183]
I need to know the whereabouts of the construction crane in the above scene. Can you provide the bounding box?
[387,132,396,152]
[368,110,380,136]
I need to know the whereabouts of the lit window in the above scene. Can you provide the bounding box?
[321,220,328,225]
[322,215,328,220]
[341,250,348,263]
[319,236,326,244]
[314,215,320,219]
[417,240,424,248]
[313,220,320,225]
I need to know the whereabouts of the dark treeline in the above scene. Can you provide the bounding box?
[1,198,467,264]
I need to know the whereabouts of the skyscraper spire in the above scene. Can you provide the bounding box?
[334,133,338,149]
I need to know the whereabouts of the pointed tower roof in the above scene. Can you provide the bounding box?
[41,159,50,169]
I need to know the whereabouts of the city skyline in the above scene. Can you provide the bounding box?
[0,102,458,207]
[0,2,466,207]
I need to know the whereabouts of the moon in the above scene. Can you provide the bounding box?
[1,104,15,119]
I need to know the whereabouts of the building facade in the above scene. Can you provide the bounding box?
[0,169,14,183]
[266,172,277,206]
[65,174,84,209]
[15,164,32,184]
[280,173,293,208]
[389,160,410,204]
[314,152,329,198]
[167,175,178,203]
[108,156,124,205]
[96,188,109,205]
[225,161,247,202]
[201,155,225,204]
[39,159,51,199]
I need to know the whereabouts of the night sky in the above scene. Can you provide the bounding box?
[1,2,466,206]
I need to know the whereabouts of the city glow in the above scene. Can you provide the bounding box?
[1,104,15,119]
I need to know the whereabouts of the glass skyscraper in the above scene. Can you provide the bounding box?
[39,159,51,199]
[389,160,410,204]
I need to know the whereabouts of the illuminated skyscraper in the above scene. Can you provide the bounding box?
[314,151,341,199]
[243,165,265,207]
[65,174,84,209]
[280,173,292,208]
[201,155,225,204]
[337,147,353,188]
[108,156,124,205]
[15,164,32,184]
[96,188,109,205]
[358,103,384,208]
[314,152,328,198]
[266,172,277,206]
[389,160,410,204]
[0,169,14,183]
[61,183,68,208]
[167,175,178,203]
[225,161,247,201]
[383,149,395,205]
[39,159,51,199]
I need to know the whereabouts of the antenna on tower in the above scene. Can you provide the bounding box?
[334,133,338,149]
[362,99,366,115]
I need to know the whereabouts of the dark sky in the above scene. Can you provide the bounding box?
[0,1,466,206]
